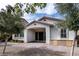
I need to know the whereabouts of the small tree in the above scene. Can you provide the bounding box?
[0,7,24,55]
[55,3,79,56]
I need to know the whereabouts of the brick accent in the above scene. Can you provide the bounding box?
[50,40,75,47]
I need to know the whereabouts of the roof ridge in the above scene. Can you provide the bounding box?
[38,16,63,21]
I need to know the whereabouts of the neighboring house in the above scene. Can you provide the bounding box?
[12,16,77,47]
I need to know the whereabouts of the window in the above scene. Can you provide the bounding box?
[44,19,46,21]
[61,29,67,38]
[15,31,24,37]
[20,31,24,37]
[34,23,36,25]
[15,34,19,37]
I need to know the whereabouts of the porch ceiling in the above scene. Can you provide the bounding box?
[29,28,45,32]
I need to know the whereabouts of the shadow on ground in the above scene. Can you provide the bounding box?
[14,48,65,56]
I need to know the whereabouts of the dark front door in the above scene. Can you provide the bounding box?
[35,32,38,41]
[39,32,43,41]
[35,32,46,42]
[77,40,79,47]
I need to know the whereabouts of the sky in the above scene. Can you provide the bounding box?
[0,0,64,22]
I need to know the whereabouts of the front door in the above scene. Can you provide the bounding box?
[77,40,79,47]
[35,32,38,41]
[35,32,46,42]
[39,32,43,41]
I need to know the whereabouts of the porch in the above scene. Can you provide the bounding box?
[26,28,46,43]
[24,21,51,44]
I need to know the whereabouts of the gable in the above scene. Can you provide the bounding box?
[39,18,58,25]
[21,18,28,27]
[38,17,62,25]
[26,21,50,29]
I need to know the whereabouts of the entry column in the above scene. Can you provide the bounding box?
[24,29,27,43]
[46,26,50,44]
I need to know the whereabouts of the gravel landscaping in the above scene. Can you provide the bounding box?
[0,42,79,56]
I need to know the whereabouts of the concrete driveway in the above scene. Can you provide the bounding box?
[0,42,79,56]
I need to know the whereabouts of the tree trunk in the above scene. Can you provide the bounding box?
[2,35,11,55]
[2,38,8,55]
[70,30,77,56]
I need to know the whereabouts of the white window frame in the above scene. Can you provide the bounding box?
[61,28,67,38]
[15,31,24,37]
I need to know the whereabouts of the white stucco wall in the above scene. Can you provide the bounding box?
[50,26,75,40]
[12,26,75,43]
[50,26,60,40]
[69,31,75,40]
[27,30,35,42]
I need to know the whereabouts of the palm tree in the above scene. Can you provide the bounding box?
[55,3,79,56]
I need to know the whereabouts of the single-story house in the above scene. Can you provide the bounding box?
[12,16,78,47]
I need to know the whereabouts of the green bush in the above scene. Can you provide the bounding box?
[10,40,24,43]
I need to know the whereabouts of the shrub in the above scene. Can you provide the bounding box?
[10,40,24,43]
